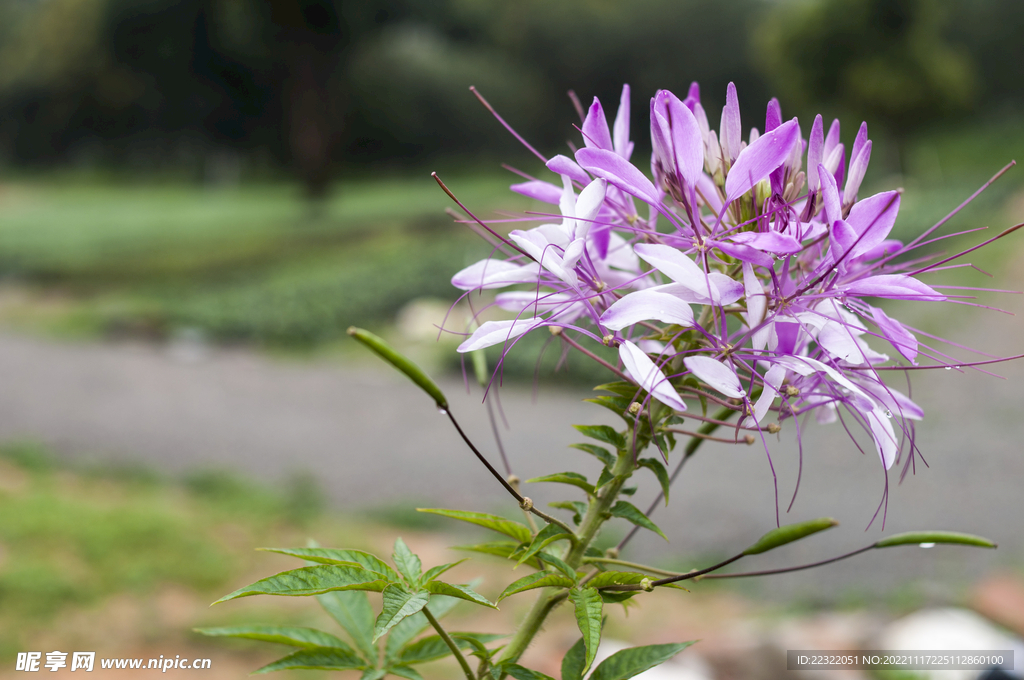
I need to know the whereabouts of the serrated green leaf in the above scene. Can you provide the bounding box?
[569,588,603,674]
[549,501,587,525]
[374,587,430,643]
[526,472,595,496]
[417,509,532,543]
[389,665,424,680]
[743,518,838,555]
[593,382,642,399]
[609,501,668,541]
[398,633,504,666]
[536,551,577,580]
[598,590,637,604]
[573,425,626,450]
[584,396,633,420]
[589,642,696,680]
[620,486,637,496]
[561,636,587,680]
[254,647,366,674]
[392,538,423,587]
[420,559,468,584]
[261,548,402,582]
[637,458,671,504]
[585,572,650,589]
[517,522,573,567]
[874,531,997,549]
[504,663,557,680]
[595,467,615,490]
[214,565,391,603]
[318,590,377,663]
[452,541,541,569]
[568,443,615,466]
[423,581,497,608]
[348,327,447,409]
[360,669,387,680]
[383,594,460,663]
[451,633,504,659]
[499,572,576,602]
[195,625,349,650]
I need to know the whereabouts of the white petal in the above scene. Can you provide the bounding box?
[684,355,744,398]
[619,341,687,412]
[600,289,694,331]
[451,260,541,291]
[742,262,766,327]
[457,318,542,353]
[866,406,898,469]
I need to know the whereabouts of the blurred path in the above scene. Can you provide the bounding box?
[0,262,1022,598]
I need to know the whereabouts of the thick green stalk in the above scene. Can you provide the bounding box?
[491,448,636,672]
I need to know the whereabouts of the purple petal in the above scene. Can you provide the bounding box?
[869,305,918,363]
[582,97,613,151]
[748,363,787,424]
[511,180,562,204]
[824,118,841,157]
[619,341,688,412]
[656,274,743,306]
[806,115,824,192]
[666,92,704,187]
[865,407,898,469]
[855,376,924,421]
[829,219,858,262]
[765,98,782,133]
[850,121,869,168]
[841,275,945,301]
[724,119,800,203]
[817,319,869,364]
[818,163,842,225]
[696,172,723,213]
[730,231,803,253]
[845,190,900,258]
[684,355,744,398]
[457,318,542,353]
[843,139,872,205]
[719,82,742,162]
[576,148,660,205]
[600,289,694,331]
[685,81,700,107]
[574,178,607,231]
[634,243,707,289]
[546,154,592,186]
[613,84,632,159]
[710,239,774,267]
[452,259,541,290]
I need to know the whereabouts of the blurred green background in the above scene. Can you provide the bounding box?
[0,0,1023,676]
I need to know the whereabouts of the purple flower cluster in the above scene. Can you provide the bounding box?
[447,81,1016,500]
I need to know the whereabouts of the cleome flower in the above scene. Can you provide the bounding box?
[444,81,1020,519]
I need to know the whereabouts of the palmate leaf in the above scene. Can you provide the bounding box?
[499,572,576,602]
[213,565,391,603]
[392,538,423,587]
[261,547,402,582]
[500,663,557,680]
[360,669,387,680]
[388,665,424,680]
[421,559,468,584]
[568,588,603,675]
[417,509,532,543]
[254,646,366,674]
[589,642,696,680]
[398,633,504,665]
[573,425,626,450]
[318,590,377,664]
[561,636,587,680]
[373,586,430,643]
[536,551,577,580]
[608,501,667,541]
[517,523,573,567]
[194,625,351,650]
[452,541,542,569]
[383,594,460,664]
[423,581,497,608]
[583,395,633,421]
[526,471,595,496]
[637,458,671,504]
[568,443,615,466]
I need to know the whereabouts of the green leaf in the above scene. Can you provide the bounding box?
[573,425,626,450]
[598,590,638,604]
[389,665,425,680]
[568,443,615,466]
[589,642,696,680]
[453,541,541,569]
[423,581,498,608]
[561,636,587,680]
[593,382,642,399]
[595,467,615,490]
[421,559,468,584]
[609,501,668,541]
[874,531,997,549]
[525,472,595,496]
[569,588,603,675]
[549,501,588,525]
[318,590,377,664]
[254,647,366,674]
[637,458,671,504]
[499,572,576,602]
[360,669,387,680]
[417,509,532,543]
[743,517,839,555]
[504,663,557,680]
[348,327,447,409]
[537,551,577,580]
[398,633,504,665]
[452,632,504,659]
[383,594,460,664]
[261,547,401,582]
[214,565,391,603]
[195,625,349,650]
[517,523,573,567]
[392,538,423,588]
[374,586,430,643]
[585,571,650,589]
[584,396,633,420]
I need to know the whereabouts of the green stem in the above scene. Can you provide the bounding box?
[582,557,682,578]
[493,448,636,671]
[422,606,474,680]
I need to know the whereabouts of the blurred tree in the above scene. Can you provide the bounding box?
[755,0,976,142]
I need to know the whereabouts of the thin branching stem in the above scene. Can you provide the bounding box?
[422,606,475,680]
